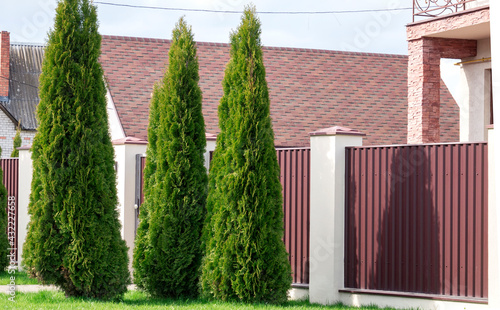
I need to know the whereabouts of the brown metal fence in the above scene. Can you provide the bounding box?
[1,158,19,262]
[344,143,488,301]
[136,148,311,285]
[277,148,310,286]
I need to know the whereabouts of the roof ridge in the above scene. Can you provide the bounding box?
[261,45,408,58]
[10,42,46,47]
[99,34,407,58]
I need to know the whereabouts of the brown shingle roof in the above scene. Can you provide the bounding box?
[100,35,459,147]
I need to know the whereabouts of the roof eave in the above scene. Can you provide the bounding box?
[0,101,20,126]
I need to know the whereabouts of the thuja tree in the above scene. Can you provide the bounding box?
[200,6,292,303]
[133,17,207,298]
[11,123,21,157]
[22,0,129,299]
[0,166,9,270]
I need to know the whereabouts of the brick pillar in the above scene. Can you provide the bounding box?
[407,37,477,144]
[408,38,441,144]
[0,31,10,97]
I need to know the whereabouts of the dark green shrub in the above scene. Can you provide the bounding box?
[133,17,207,298]
[200,5,292,303]
[22,0,129,299]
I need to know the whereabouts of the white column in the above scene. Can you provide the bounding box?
[489,1,500,308]
[113,137,148,273]
[308,126,364,305]
[17,146,33,270]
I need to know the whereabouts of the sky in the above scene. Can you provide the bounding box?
[0,0,460,97]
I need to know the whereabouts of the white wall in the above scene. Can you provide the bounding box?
[106,89,126,141]
[17,147,32,269]
[0,111,36,158]
[459,38,492,142]
[468,0,489,9]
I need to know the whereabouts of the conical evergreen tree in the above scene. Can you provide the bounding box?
[0,166,10,270]
[22,0,129,299]
[133,17,207,298]
[11,122,22,157]
[200,5,292,303]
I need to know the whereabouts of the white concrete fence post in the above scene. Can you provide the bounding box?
[17,145,33,270]
[488,1,500,306]
[308,126,364,305]
[488,126,499,309]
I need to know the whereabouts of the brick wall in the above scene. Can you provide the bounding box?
[407,6,485,144]
[408,6,490,41]
[0,110,36,158]
[0,31,10,97]
[407,37,477,143]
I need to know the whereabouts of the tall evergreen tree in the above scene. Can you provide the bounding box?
[22,0,129,299]
[133,17,207,298]
[201,6,292,303]
[0,166,10,270]
[11,122,22,157]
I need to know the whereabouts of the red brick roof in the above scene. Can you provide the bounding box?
[100,35,459,147]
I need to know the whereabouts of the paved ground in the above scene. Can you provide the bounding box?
[0,284,137,294]
[0,284,59,294]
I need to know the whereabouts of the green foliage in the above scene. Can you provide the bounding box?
[0,167,9,270]
[22,0,130,299]
[133,17,207,298]
[11,123,22,157]
[201,6,292,303]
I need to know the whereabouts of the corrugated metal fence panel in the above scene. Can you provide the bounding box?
[277,148,310,285]
[345,143,488,300]
[1,158,19,262]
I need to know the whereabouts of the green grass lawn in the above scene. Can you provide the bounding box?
[0,270,39,285]
[0,290,405,310]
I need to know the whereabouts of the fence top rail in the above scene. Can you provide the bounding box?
[275,147,311,151]
[346,141,488,150]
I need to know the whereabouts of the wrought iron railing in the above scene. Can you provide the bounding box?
[413,0,478,21]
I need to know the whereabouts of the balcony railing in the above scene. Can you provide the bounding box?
[413,0,479,21]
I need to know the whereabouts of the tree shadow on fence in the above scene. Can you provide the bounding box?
[370,145,440,294]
